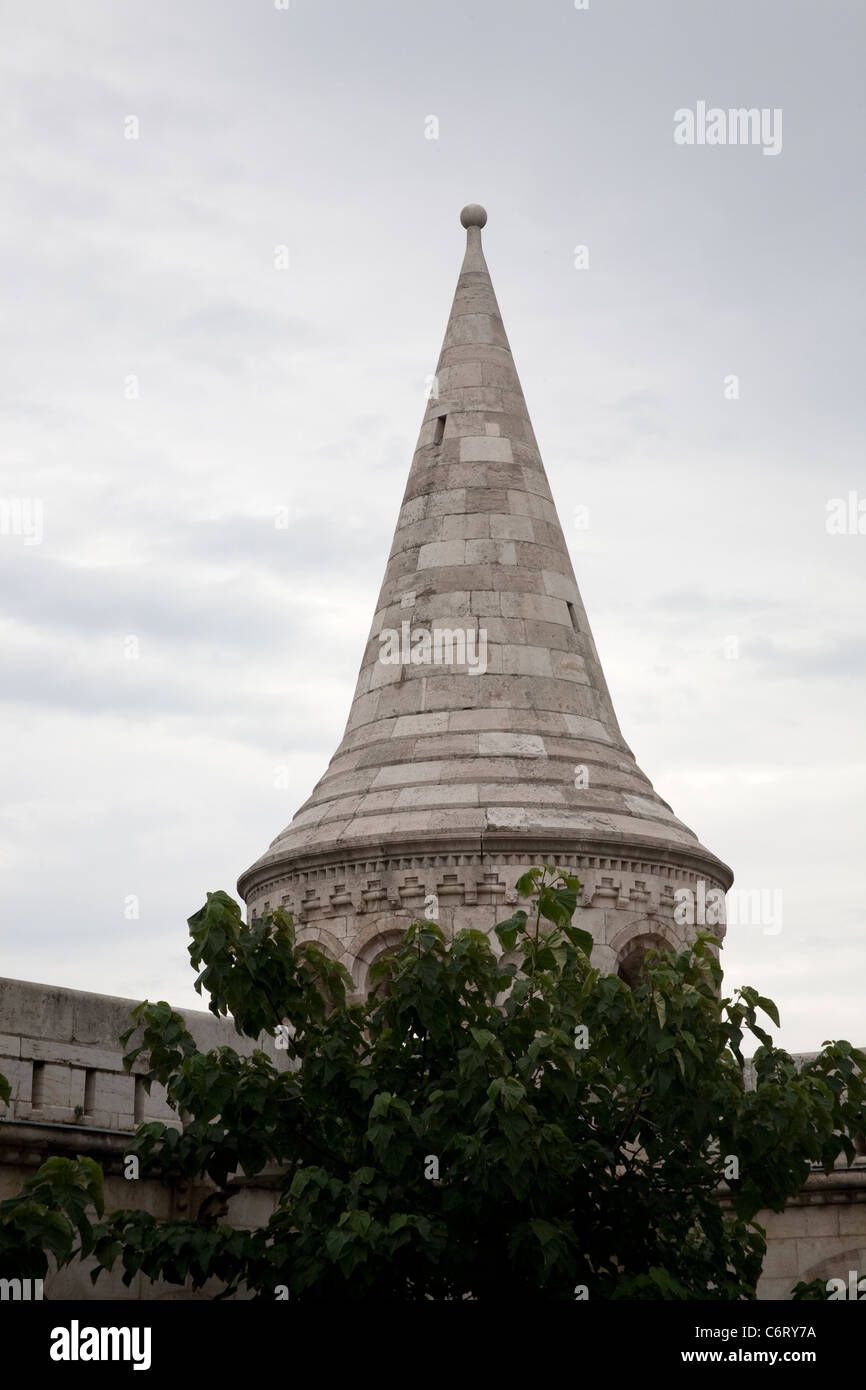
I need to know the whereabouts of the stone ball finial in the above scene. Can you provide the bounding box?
[460,204,487,229]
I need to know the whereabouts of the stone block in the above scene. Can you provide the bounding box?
[795,1236,855,1271]
[32,1062,72,1109]
[542,569,580,602]
[757,1275,798,1300]
[374,684,425,718]
[410,734,480,759]
[422,677,482,711]
[755,1238,801,1277]
[367,658,403,690]
[479,782,565,804]
[373,761,442,787]
[288,805,330,830]
[441,513,490,541]
[464,539,517,566]
[457,462,525,492]
[798,1205,841,1238]
[0,981,74,1045]
[441,362,483,389]
[500,644,553,678]
[500,592,568,624]
[470,590,502,614]
[0,1057,31,1104]
[464,486,510,514]
[838,1206,866,1237]
[394,785,479,808]
[392,517,446,552]
[444,314,508,349]
[506,488,546,520]
[425,488,466,518]
[345,691,381,730]
[479,731,546,758]
[457,388,510,414]
[489,513,534,541]
[25,1039,128,1071]
[428,809,482,832]
[477,617,526,643]
[448,709,511,732]
[413,590,473,620]
[551,650,590,683]
[521,467,552,499]
[397,495,428,527]
[459,436,513,463]
[751,1207,795,1239]
[393,712,450,737]
[417,540,468,570]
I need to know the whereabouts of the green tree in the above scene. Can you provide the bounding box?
[0,1151,104,1282]
[0,1071,106,1282]
[2,865,864,1299]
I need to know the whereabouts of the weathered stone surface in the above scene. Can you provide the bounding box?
[239,208,732,998]
[0,969,295,1292]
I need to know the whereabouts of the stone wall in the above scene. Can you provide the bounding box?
[1,975,864,1300]
[0,976,282,1299]
[754,1170,866,1299]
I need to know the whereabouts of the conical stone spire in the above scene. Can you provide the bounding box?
[238,206,733,990]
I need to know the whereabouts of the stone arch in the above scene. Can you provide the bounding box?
[294,926,346,965]
[293,931,352,1010]
[274,931,349,1022]
[798,1245,866,1294]
[609,921,679,989]
[350,916,414,996]
[609,918,681,959]
[496,948,522,970]
[494,948,523,1007]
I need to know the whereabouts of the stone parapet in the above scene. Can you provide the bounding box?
[0,976,283,1137]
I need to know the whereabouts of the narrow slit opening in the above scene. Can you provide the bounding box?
[566,601,579,633]
[31,1060,45,1107]
[432,414,446,446]
[83,1068,97,1115]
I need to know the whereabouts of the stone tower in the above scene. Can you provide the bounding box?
[238,204,733,993]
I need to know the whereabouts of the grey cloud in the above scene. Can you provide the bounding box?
[0,641,355,751]
[0,518,384,648]
[650,590,788,616]
[745,636,866,680]
[0,0,863,1052]
[151,513,387,577]
[166,302,323,374]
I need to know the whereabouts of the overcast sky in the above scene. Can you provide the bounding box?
[1,0,863,1052]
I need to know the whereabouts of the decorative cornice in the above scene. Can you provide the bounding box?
[238,830,733,902]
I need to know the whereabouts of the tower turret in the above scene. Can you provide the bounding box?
[238,206,733,991]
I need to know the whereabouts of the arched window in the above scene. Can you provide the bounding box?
[358,931,408,998]
[493,948,523,1007]
[617,933,668,989]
